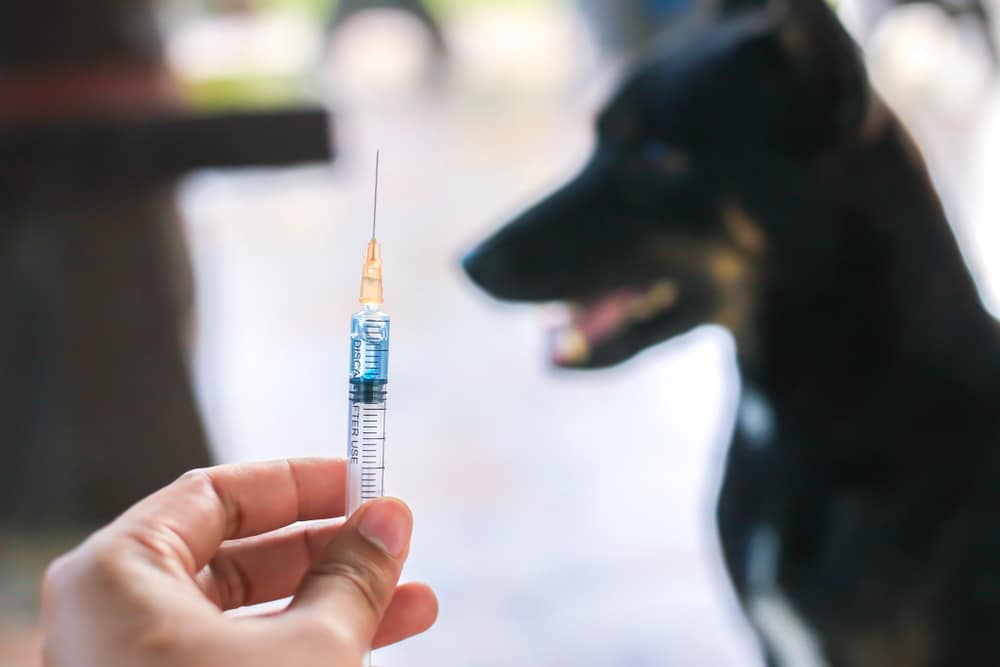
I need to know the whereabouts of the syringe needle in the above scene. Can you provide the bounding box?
[360,151,384,306]
[371,150,380,240]
[349,150,390,667]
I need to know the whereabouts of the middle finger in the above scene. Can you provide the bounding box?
[198,520,343,609]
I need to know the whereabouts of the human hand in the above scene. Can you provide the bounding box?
[41,458,437,667]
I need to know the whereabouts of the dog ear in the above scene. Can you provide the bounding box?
[767,0,869,151]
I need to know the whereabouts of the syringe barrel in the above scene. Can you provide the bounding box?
[346,307,390,519]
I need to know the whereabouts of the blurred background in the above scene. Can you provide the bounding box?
[2,0,1000,665]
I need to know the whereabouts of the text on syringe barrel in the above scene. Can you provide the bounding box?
[346,309,389,518]
[350,313,389,382]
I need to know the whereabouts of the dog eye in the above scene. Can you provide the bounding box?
[643,141,689,176]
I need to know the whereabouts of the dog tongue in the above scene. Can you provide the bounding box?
[576,288,640,344]
[550,288,639,366]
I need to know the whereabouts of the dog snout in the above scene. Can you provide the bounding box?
[463,151,616,302]
[462,223,552,301]
[462,243,509,297]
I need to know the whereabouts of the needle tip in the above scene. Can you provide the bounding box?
[371,150,380,240]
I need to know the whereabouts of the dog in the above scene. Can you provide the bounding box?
[463,0,1000,664]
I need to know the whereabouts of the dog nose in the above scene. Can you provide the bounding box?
[463,240,525,298]
[462,246,496,293]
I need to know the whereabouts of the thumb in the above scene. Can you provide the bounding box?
[285,498,413,654]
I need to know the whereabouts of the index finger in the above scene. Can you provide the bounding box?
[109,458,346,576]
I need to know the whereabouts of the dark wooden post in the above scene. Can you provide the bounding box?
[0,1,333,527]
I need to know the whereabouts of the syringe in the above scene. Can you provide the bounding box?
[346,154,389,667]
[347,152,389,525]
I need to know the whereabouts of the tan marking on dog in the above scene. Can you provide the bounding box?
[709,245,759,344]
[723,203,768,256]
[649,236,762,347]
[716,206,766,344]
[630,280,680,321]
[711,248,745,282]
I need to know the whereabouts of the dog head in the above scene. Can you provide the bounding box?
[463,0,872,368]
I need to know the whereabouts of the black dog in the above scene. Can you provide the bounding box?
[463,0,1000,664]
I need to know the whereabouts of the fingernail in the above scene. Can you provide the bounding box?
[358,500,410,557]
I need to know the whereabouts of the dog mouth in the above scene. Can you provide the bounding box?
[547,279,681,368]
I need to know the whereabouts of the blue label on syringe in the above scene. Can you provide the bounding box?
[349,310,389,385]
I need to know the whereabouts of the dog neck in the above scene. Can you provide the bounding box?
[737,120,1000,442]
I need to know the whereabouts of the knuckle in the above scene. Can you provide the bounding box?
[41,554,74,606]
[314,558,386,618]
[85,536,128,580]
[79,536,144,602]
[208,554,251,609]
[178,467,215,492]
[178,467,242,537]
[42,532,128,610]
